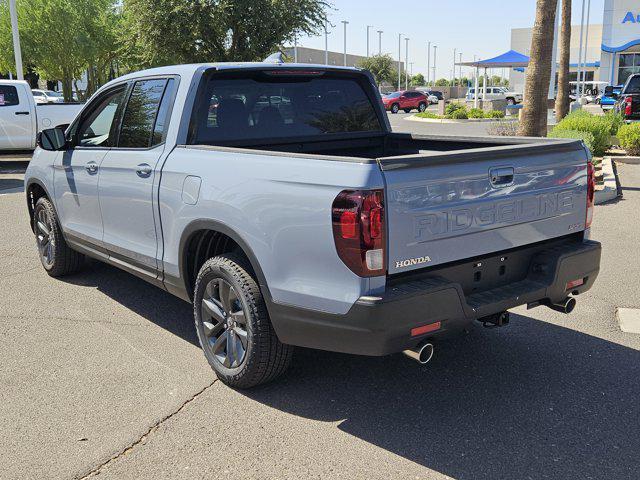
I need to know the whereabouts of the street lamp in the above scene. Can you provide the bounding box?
[366,25,372,57]
[453,48,457,86]
[294,34,298,63]
[377,30,383,55]
[432,45,438,86]
[342,21,349,66]
[324,20,329,65]
[427,41,431,87]
[459,52,463,86]
[398,33,402,90]
[405,37,410,90]
[9,0,23,80]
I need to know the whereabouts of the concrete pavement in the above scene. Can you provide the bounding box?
[1,126,640,479]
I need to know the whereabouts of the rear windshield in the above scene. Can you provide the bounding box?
[625,76,640,94]
[191,71,382,144]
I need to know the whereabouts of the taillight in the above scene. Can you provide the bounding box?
[586,160,595,228]
[332,189,386,277]
[625,96,633,116]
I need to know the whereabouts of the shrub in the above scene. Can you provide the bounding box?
[617,123,640,155]
[552,110,611,156]
[445,102,465,116]
[448,108,468,120]
[548,129,595,155]
[601,111,624,136]
[468,108,484,119]
[486,110,506,119]
[415,111,441,119]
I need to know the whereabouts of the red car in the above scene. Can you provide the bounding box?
[382,90,429,114]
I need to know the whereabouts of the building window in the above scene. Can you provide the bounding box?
[618,54,640,85]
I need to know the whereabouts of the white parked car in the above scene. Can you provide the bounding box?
[466,87,523,105]
[32,89,65,104]
[0,80,83,150]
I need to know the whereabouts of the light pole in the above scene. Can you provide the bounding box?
[366,25,372,57]
[453,48,457,86]
[405,37,409,90]
[581,0,592,97]
[432,45,438,86]
[398,33,402,91]
[427,41,431,87]
[459,52,463,86]
[9,0,23,80]
[294,35,298,63]
[324,20,329,65]
[342,21,349,66]
[576,0,586,102]
[377,30,383,55]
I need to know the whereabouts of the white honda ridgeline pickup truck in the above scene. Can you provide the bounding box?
[25,62,601,388]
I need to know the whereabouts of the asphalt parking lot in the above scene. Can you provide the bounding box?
[2,120,640,479]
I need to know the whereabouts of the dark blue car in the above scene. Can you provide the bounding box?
[600,85,622,110]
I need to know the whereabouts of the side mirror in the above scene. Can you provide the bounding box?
[37,127,68,151]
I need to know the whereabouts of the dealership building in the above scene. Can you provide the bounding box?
[510,0,640,90]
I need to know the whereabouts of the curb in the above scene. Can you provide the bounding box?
[612,155,640,165]
[595,157,620,204]
[406,115,517,124]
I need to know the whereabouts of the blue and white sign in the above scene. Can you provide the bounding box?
[603,0,640,52]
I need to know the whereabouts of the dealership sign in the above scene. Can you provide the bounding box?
[622,11,640,22]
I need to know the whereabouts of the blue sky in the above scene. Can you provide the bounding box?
[297,0,606,79]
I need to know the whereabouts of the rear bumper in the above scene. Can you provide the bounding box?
[269,239,601,356]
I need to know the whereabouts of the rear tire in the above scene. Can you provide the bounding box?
[193,253,293,389]
[418,102,427,112]
[33,197,84,277]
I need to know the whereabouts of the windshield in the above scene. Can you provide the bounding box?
[192,71,382,144]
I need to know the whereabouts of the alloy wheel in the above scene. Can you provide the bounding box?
[200,278,248,368]
[35,207,54,268]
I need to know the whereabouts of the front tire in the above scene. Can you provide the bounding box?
[33,197,84,277]
[193,253,293,389]
[418,102,427,112]
[391,103,399,114]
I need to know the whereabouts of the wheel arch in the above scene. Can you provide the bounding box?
[25,179,55,233]
[177,219,272,305]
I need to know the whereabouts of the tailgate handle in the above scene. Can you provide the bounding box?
[489,167,514,187]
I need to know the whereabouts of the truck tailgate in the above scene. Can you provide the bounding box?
[380,141,589,274]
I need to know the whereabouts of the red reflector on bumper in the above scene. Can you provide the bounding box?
[411,321,441,337]
[566,278,585,290]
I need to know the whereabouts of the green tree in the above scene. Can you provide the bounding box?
[357,54,395,89]
[410,73,425,86]
[434,78,450,87]
[123,0,329,67]
[0,0,121,101]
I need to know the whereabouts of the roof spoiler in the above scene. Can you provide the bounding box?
[263,52,285,64]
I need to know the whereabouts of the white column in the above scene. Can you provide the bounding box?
[474,66,479,108]
[581,0,592,96]
[482,68,488,101]
[366,26,372,57]
[377,30,383,55]
[405,37,409,90]
[9,0,23,80]
[427,41,431,87]
[324,21,329,65]
[398,33,402,90]
[576,0,586,100]
[432,46,437,86]
[294,36,298,63]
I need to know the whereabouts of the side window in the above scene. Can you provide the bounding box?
[118,79,168,148]
[151,78,176,146]
[76,86,126,147]
[0,85,19,107]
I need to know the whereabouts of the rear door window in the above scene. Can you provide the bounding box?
[192,71,382,144]
[118,79,169,148]
[0,85,19,106]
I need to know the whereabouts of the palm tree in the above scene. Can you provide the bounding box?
[519,0,559,137]
[555,0,571,121]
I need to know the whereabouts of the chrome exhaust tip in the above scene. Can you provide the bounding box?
[403,342,434,364]
[547,297,577,314]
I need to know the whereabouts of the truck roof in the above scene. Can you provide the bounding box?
[111,62,361,84]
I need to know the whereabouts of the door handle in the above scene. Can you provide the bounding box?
[489,167,514,187]
[15,111,30,115]
[136,164,152,177]
[85,161,98,174]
